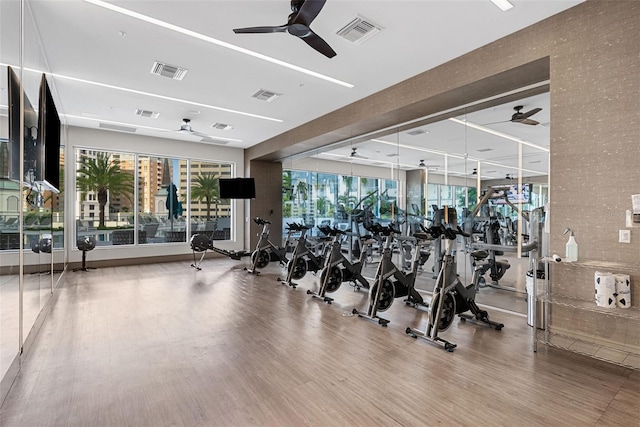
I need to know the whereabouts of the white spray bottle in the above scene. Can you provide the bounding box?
[563,227,578,262]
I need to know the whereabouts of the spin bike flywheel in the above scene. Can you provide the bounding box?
[287,257,308,280]
[429,291,456,332]
[251,249,270,269]
[320,266,343,293]
[371,279,395,312]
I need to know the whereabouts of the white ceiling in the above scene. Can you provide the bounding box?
[1,0,582,166]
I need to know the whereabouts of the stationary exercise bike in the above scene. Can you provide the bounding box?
[278,223,329,288]
[352,222,430,326]
[307,225,374,303]
[246,217,294,274]
[406,225,504,352]
[474,217,511,287]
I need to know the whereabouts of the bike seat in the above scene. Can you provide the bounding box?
[413,232,430,241]
[471,250,489,260]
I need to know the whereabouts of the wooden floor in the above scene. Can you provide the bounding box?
[1,257,638,426]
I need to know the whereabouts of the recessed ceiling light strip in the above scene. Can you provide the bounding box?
[372,139,467,160]
[82,0,354,89]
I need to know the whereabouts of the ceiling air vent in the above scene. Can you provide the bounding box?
[336,15,382,44]
[211,122,233,131]
[135,109,160,119]
[252,89,281,102]
[477,148,494,152]
[407,129,427,136]
[99,123,136,133]
[200,137,229,145]
[150,61,188,80]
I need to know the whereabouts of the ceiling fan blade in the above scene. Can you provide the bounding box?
[519,107,542,119]
[233,25,288,34]
[191,130,213,138]
[293,0,327,26]
[520,118,540,126]
[299,30,336,58]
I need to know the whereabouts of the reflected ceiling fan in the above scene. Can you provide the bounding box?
[233,0,337,58]
[510,105,542,125]
[350,147,368,159]
[172,118,210,138]
[484,105,543,126]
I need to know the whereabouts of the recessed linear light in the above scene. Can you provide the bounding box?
[490,0,514,12]
[448,118,550,152]
[4,62,283,123]
[82,0,354,89]
[64,114,243,142]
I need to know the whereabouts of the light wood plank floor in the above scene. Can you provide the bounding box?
[1,257,638,426]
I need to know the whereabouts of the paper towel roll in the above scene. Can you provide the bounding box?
[614,274,631,294]
[595,272,616,308]
[613,273,632,308]
[616,292,632,308]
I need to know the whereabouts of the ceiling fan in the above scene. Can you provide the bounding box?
[233,0,337,58]
[510,105,542,125]
[350,147,368,159]
[172,118,210,138]
[483,105,543,126]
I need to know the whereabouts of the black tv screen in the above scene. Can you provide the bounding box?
[7,66,40,185]
[219,178,256,199]
[7,66,21,182]
[37,73,61,192]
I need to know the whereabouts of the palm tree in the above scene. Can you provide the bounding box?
[296,181,309,206]
[316,196,332,216]
[191,172,220,220]
[76,152,133,228]
[282,171,293,201]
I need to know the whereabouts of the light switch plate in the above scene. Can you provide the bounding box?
[619,229,631,243]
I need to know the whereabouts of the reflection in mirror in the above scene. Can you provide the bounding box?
[0,0,21,384]
[285,89,549,316]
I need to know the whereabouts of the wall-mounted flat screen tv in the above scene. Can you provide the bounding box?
[492,184,532,204]
[7,66,40,185]
[37,73,61,192]
[219,178,256,199]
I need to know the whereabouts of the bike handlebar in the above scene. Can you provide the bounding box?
[253,217,271,225]
[420,223,470,240]
[364,222,401,236]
